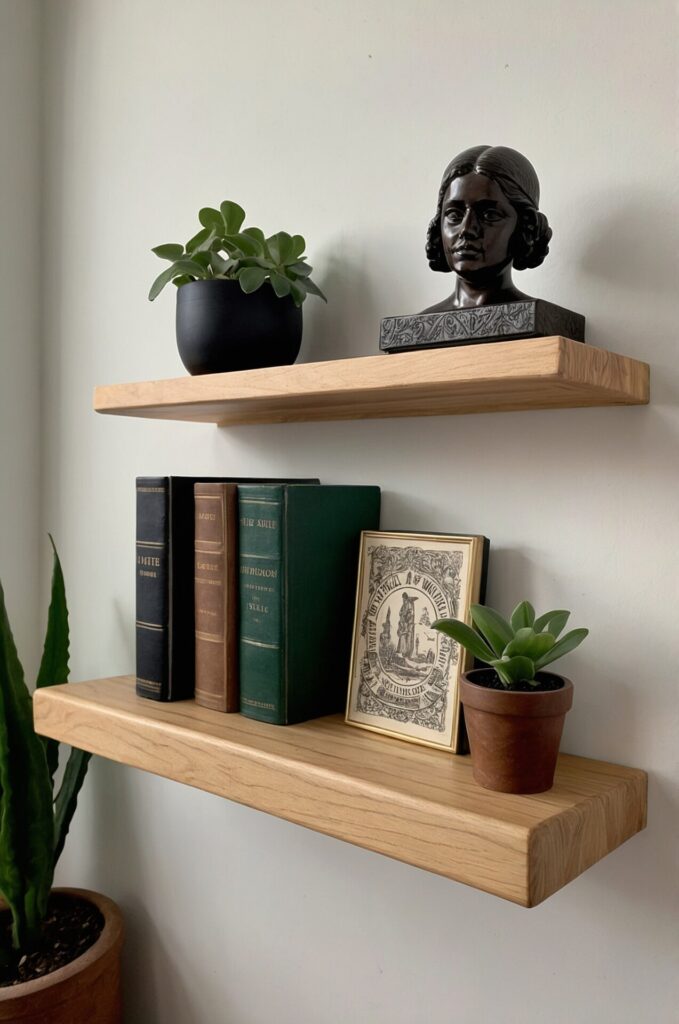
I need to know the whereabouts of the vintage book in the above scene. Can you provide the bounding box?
[136,475,318,702]
[194,483,238,712]
[346,531,489,753]
[239,484,381,725]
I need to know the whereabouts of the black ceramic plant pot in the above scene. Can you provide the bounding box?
[175,279,303,375]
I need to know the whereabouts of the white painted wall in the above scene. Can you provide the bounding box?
[35,1,679,1021]
[0,0,41,680]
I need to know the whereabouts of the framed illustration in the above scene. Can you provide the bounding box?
[345,531,488,753]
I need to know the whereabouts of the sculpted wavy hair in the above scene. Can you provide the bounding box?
[426,145,552,273]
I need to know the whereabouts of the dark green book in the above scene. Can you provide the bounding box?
[238,484,381,724]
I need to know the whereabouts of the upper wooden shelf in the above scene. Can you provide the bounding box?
[33,676,647,907]
[93,337,649,426]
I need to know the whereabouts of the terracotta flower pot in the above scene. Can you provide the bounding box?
[0,889,124,1024]
[461,669,574,794]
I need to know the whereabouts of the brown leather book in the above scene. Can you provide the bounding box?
[194,482,238,712]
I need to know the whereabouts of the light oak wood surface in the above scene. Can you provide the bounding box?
[93,337,649,426]
[33,676,647,907]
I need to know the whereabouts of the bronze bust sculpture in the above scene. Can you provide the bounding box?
[380,145,584,352]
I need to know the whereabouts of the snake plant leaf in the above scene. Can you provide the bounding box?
[0,580,54,950]
[534,609,569,635]
[469,605,513,657]
[504,628,556,662]
[270,272,291,298]
[151,243,184,261]
[35,537,69,787]
[491,655,536,688]
[299,276,327,302]
[220,201,246,235]
[290,234,306,259]
[431,618,496,663]
[534,628,589,670]
[238,266,268,293]
[510,601,535,631]
[53,747,92,868]
[198,207,223,231]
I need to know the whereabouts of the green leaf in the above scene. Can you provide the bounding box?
[242,228,270,257]
[238,266,268,293]
[504,628,555,662]
[220,201,246,235]
[172,258,211,278]
[290,234,306,258]
[148,264,179,301]
[431,618,496,663]
[300,276,327,302]
[289,280,307,307]
[510,601,535,631]
[151,243,184,261]
[534,609,569,634]
[534,628,589,671]
[469,605,513,657]
[209,252,237,277]
[191,251,212,271]
[198,207,223,231]
[224,233,264,258]
[172,275,194,288]
[491,655,536,687]
[270,271,291,298]
[35,537,69,788]
[288,260,312,278]
[0,579,54,949]
[185,226,212,254]
[53,747,92,867]
[267,231,294,265]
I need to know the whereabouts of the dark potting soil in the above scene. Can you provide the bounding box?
[471,668,564,692]
[0,894,104,987]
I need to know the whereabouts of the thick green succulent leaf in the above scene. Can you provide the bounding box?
[534,628,589,670]
[185,226,212,253]
[268,231,294,266]
[301,276,327,302]
[290,234,306,258]
[491,655,536,687]
[431,618,495,663]
[224,233,264,258]
[35,537,69,787]
[220,201,246,235]
[209,252,237,276]
[469,605,513,657]
[172,275,194,288]
[534,608,569,634]
[288,260,312,278]
[539,610,570,639]
[0,580,54,949]
[148,264,179,301]
[198,207,223,231]
[53,747,92,868]
[504,628,555,662]
[510,601,535,631]
[172,258,211,278]
[151,243,184,261]
[289,280,306,307]
[238,266,268,293]
[270,271,291,298]
[191,251,212,271]
[242,227,269,256]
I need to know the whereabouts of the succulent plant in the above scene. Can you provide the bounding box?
[149,200,326,308]
[432,601,588,689]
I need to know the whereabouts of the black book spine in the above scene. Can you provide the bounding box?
[136,478,170,700]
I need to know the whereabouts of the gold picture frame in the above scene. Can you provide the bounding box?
[345,531,488,753]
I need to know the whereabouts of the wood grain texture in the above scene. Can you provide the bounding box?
[33,677,647,907]
[92,337,650,426]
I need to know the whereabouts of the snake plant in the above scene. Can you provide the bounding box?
[432,600,588,688]
[149,199,327,308]
[0,537,90,952]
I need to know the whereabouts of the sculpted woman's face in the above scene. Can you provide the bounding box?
[441,172,518,276]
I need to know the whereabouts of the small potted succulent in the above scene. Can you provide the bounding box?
[149,200,326,375]
[0,539,123,1023]
[433,601,588,794]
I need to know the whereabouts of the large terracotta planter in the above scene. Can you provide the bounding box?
[0,889,123,1024]
[461,670,574,794]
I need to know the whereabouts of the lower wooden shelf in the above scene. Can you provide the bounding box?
[33,676,647,907]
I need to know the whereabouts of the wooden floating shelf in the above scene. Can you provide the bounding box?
[33,676,647,907]
[93,337,649,426]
